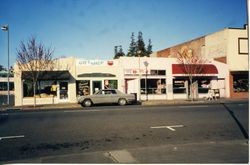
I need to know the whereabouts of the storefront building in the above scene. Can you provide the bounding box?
[153,25,249,98]
[14,56,229,106]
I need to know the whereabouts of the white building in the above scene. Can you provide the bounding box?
[14,56,229,106]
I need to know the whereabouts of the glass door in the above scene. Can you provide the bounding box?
[59,82,68,101]
[92,81,102,94]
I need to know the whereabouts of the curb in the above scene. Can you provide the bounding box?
[0,99,248,112]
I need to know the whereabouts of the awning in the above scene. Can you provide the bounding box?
[22,71,71,80]
[172,64,218,75]
[78,73,116,78]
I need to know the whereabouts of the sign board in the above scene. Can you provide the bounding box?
[76,59,115,66]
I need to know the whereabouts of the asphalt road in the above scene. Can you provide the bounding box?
[0,102,248,163]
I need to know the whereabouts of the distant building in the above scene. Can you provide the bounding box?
[153,25,249,98]
[0,70,14,105]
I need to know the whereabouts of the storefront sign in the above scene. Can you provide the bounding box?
[77,59,115,66]
[124,69,149,75]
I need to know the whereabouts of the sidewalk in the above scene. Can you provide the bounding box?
[0,98,248,111]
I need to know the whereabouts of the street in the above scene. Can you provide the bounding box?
[0,101,248,163]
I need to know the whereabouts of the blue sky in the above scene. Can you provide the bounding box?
[0,0,247,68]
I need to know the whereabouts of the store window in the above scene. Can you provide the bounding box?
[233,73,248,92]
[0,82,14,91]
[23,80,57,97]
[104,80,118,89]
[173,79,187,94]
[141,79,166,94]
[197,79,211,93]
[76,80,90,95]
[150,70,166,76]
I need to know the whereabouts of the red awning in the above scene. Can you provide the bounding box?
[172,64,218,75]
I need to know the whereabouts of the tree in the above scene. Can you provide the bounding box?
[176,47,207,101]
[127,32,137,57]
[16,36,54,107]
[0,65,6,71]
[146,39,153,55]
[136,31,147,57]
[113,45,125,59]
[114,31,153,58]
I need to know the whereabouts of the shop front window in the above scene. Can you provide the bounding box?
[141,79,166,94]
[0,82,14,91]
[23,80,57,97]
[104,80,118,89]
[173,79,187,94]
[233,73,249,92]
[76,80,90,96]
[150,70,166,76]
[197,79,211,93]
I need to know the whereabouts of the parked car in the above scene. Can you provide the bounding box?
[77,89,137,107]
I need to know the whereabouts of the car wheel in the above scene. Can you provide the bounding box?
[118,98,127,106]
[83,99,92,107]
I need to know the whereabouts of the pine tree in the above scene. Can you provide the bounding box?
[127,32,137,57]
[146,39,153,56]
[114,45,125,59]
[136,31,147,57]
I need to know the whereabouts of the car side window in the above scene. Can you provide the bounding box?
[104,90,112,95]
[111,90,117,94]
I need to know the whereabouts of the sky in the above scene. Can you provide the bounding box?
[0,0,247,68]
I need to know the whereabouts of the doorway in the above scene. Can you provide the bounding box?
[92,81,102,94]
[59,82,68,101]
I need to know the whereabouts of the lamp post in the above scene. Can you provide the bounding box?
[1,25,10,105]
[143,61,149,101]
[137,50,142,102]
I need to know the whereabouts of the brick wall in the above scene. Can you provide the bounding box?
[156,37,205,57]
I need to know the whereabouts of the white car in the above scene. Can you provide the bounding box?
[77,89,136,107]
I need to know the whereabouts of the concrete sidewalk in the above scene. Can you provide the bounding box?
[0,98,248,111]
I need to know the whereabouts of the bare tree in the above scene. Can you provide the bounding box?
[16,37,54,106]
[176,47,207,100]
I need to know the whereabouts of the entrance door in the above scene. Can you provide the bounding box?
[59,82,68,101]
[92,81,102,94]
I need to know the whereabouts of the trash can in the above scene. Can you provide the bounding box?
[214,89,220,99]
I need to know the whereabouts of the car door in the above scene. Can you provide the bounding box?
[91,90,106,104]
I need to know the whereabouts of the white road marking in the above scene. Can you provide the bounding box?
[150,125,184,131]
[64,110,101,113]
[0,135,25,140]
[178,105,209,108]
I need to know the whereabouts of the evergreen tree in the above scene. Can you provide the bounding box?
[114,45,125,59]
[136,31,147,57]
[127,32,136,57]
[146,39,153,56]
[0,65,6,71]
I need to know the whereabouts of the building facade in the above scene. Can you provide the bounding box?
[153,25,249,98]
[14,25,248,106]
[14,56,229,106]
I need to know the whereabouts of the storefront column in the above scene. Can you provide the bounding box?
[166,78,174,100]
[166,62,173,100]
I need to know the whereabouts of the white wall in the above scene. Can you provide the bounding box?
[227,28,249,71]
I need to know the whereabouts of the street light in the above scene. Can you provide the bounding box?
[1,24,10,105]
[137,50,142,102]
[143,61,149,101]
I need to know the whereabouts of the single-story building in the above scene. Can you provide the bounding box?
[14,56,229,106]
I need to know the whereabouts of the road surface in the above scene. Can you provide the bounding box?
[0,102,248,163]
